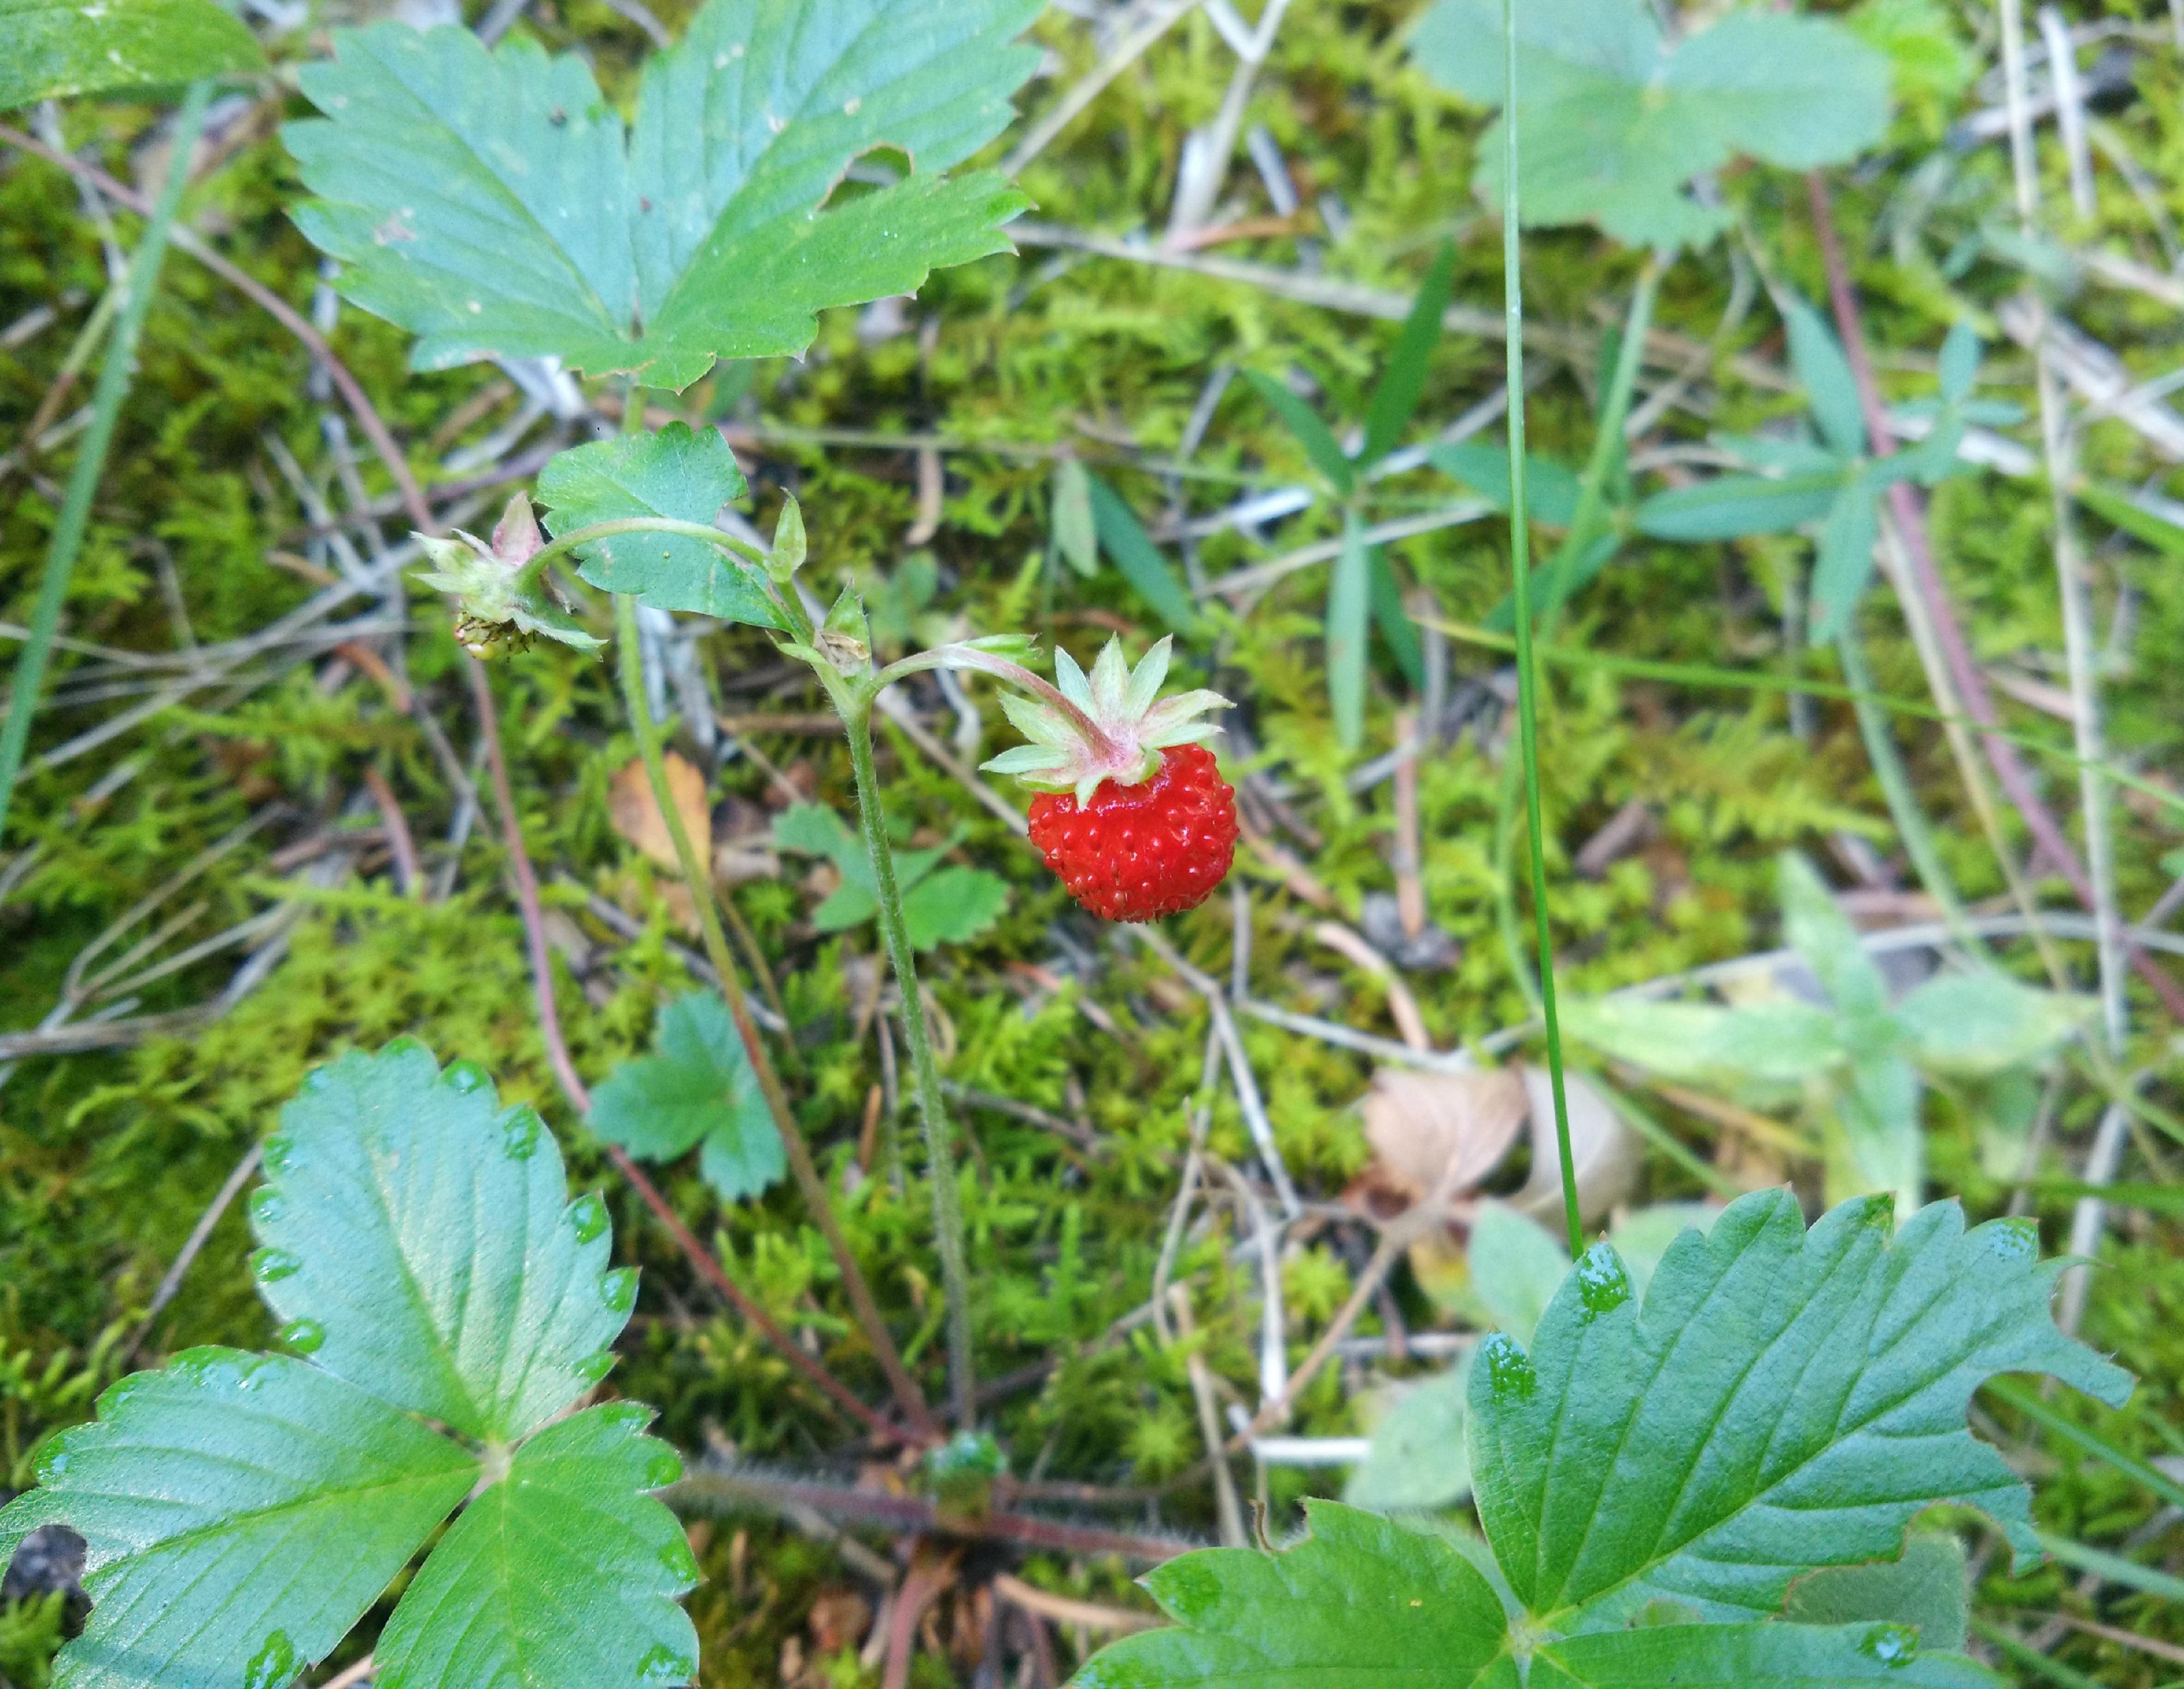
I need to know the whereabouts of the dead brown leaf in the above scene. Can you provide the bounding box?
[1353,1066,1528,1222]
[609,751,711,873]
[1514,1066,1642,1230]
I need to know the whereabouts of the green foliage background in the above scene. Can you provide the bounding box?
[3,1,2182,1684]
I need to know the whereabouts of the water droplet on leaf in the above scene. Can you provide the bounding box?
[1478,1331,1535,1402]
[250,1248,301,1283]
[1987,1216,2038,1263]
[502,1108,542,1160]
[260,1134,296,1174]
[573,1350,616,1385]
[242,1630,298,1689]
[568,1193,609,1243]
[442,1058,491,1095]
[656,1536,699,1580]
[278,1318,326,1355]
[647,1448,684,1488]
[636,1644,695,1683]
[1858,1623,1919,1668]
[1574,1242,1632,1318]
[249,1188,286,1227]
[382,1034,430,1060]
[601,1268,638,1313]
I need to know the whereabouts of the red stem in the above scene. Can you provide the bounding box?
[1804,173,2184,1023]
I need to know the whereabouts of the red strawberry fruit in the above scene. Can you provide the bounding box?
[984,638,1237,923]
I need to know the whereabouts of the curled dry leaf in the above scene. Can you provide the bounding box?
[610,752,712,874]
[1514,1064,1642,1231]
[1353,1066,1528,1222]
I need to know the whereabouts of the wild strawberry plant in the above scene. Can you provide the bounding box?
[0,1,2148,1686]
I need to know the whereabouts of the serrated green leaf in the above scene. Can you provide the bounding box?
[1893,974,2091,1077]
[1632,473,1844,542]
[1085,473,1200,634]
[901,865,1009,950]
[1787,1534,1970,1652]
[1074,1501,1517,1689]
[1808,476,1882,640]
[1468,1191,2133,1630]
[1784,298,1867,459]
[1414,0,1888,250]
[0,0,265,109]
[1243,369,1356,495]
[1361,242,1459,466]
[536,424,778,625]
[1344,1356,1474,1513]
[590,991,784,1202]
[251,1043,628,1443]
[0,1349,474,1689]
[1328,513,1371,752]
[286,1,1039,389]
[372,1405,699,1689]
[1531,1619,1994,1688]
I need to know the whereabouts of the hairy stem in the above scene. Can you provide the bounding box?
[838,695,976,1426]
[612,592,937,1438]
[1500,1,1581,1258]
[0,83,212,843]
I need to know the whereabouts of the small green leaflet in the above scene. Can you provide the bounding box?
[0,1043,697,1689]
[1562,853,2089,1216]
[1342,1357,1473,1513]
[1076,1501,1518,1689]
[0,0,264,110]
[1411,0,1890,250]
[372,1407,697,1689]
[0,1351,474,1689]
[1052,460,1100,578]
[1076,1192,2127,1689]
[537,423,778,625]
[1327,514,1372,750]
[1631,307,1982,638]
[774,802,1008,950]
[285,0,1041,389]
[590,990,785,1203]
[252,1042,625,1442]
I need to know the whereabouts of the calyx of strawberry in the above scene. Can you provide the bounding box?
[982,636,1228,805]
[412,493,602,655]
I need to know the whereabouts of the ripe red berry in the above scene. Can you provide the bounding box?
[1028,743,1239,923]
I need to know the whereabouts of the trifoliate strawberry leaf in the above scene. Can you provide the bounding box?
[1468,1190,2133,1630]
[1075,1197,2110,1689]
[250,1041,628,1443]
[589,991,785,1203]
[1412,0,1890,250]
[371,1405,698,1689]
[536,423,778,624]
[1074,1501,1518,1689]
[774,802,1008,951]
[0,0,265,109]
[0,1350,476,1689]
[285,0,1041,390]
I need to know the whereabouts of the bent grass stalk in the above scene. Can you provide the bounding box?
[0,81,213,844]
[1500,0,1583,1257]
[610,590,938,1439]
